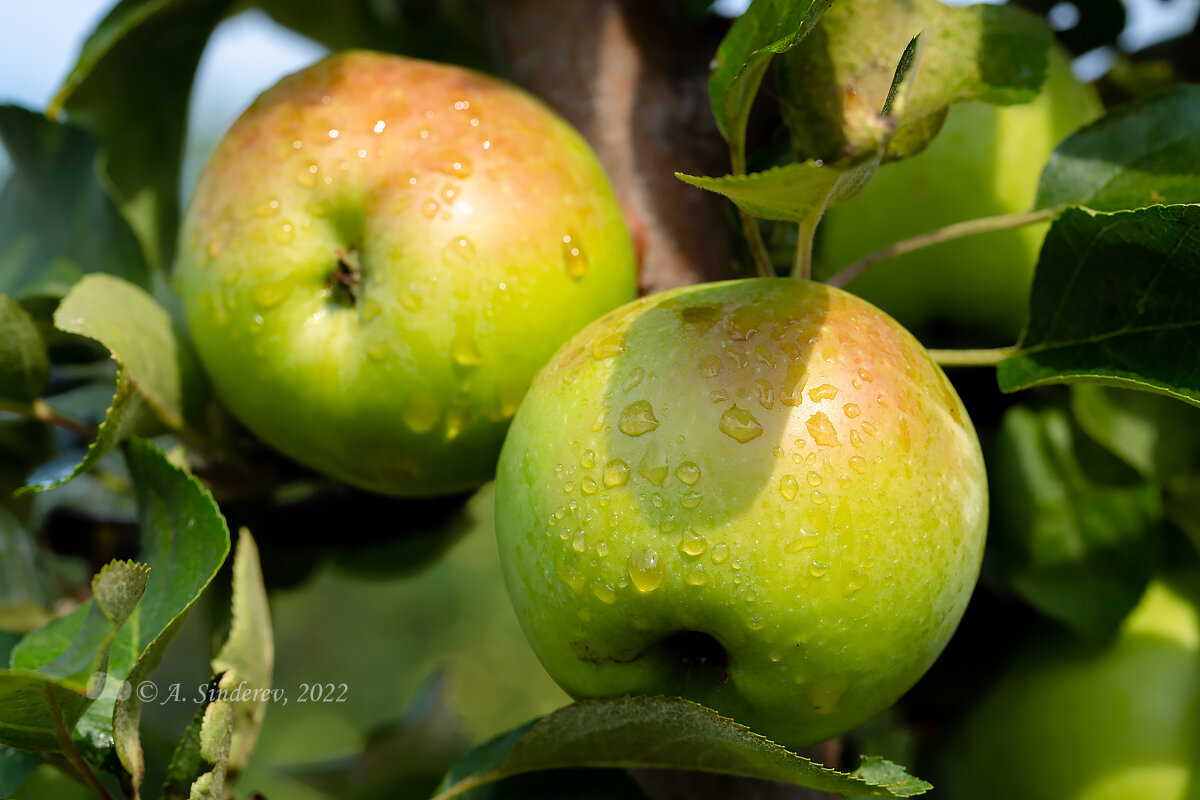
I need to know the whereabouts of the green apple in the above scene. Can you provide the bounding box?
[945,575,1200,800]
[494,278,987,749]
[176,51,637,496]
[817,48,1103,341]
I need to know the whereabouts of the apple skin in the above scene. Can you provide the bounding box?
[494,278,987,749]
[176,51,637,496]
[945,575,1200,800]
[817,49,1102,341]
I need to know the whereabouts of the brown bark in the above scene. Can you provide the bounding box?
[486,0,736,294]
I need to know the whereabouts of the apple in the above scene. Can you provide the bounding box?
[944,575,1200,800]
[817,48,1103,341]
[175,51,637,496]
[493,278,987,749]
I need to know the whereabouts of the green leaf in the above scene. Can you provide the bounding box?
[990,403,1161,640]
[708,0,832,171]
[0,504,47,634]
[208,529,272,777]
[1070,385,1200,480]
[1037,85,1200,213]
[0,559,149,751]
[105,438,231,788]
[778,0,1051,163]
[0,105,150,299]
[162,704,207,800]
[0,295,49,405]
[677,156,878,222]
[998,205,1200,406]
[51,0,235,269]
[433,696,930,798]
[0,746,43,796]
[54,273,200,431]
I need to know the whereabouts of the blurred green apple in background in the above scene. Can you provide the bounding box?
[176,51,636,496]
[494,279,987,749]
[817,49,1103,342]
[945,574,1200,800]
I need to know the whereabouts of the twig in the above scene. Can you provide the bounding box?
[45,684,115,800]
[927,347,1015,367]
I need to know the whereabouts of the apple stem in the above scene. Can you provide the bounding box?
[793,215,819,281]
[0,397,95,440]
[927,347,1015,367]
[330,248,363,306]
[824,207,1060,289]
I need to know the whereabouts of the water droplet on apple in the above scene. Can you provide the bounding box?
[273,222,294,244]
[809,561,830,578]
[719,406,762,443]
[252,280,292,308]
[710,389,728,403]
[602,459,630,487]
[257,198,281,218]
[757,379,774,410]
[857,368,873,383]
[580,450,597,469]
[769,652,782,663]
[450,157,472,178]
[628,548,665,593]
[711,544,729,564]
[638,455,669,486]
[596,541,609,557]
[843,573,866,596]
[748,616,765,630]
[591,332,625,359]
[680,528,707,556]
[675,461,701,486]
[848,455,867,473]
[898,417,912,452]
[806,412,839,446]
[779,475,799,501]
[590,580,617,604]
[572,531,587,553]
[452,325,483,367]
[781,363,808,406]
[849,430,864,448]
[806,471,822,487]
[445,401,472,439]
[810,490,827,505]
[680,491,702,509]
[581,477,598,495]
[843,403,861,419]
[562,231,588,278]
[422,200,439,219]
[443,236,476,264]
[727,306,758,341]
[618,400,658,436]
[861,421,878,436]
[623,368,645,392]
[698,355,723,378]
[808,383,839,402]
[786,531,821,552]
[441,182,459,204]
[684,566,707,586]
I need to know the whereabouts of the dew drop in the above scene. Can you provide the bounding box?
[628,548,665,593]
[781,363,808,406]
[581,477,598,495]
[638,456,669,487]
[450,157,473,178]
[422,200,439,218]
[675,461,701,486]
[596,541,609,557]
[849,455,867,474]
[273,222,294,244]
[811,490,827,505]
[806,471,822,487]
[857,368,873,383]
[719,406,763,443]
[451,325,482,367]
[710,389,729,403]
[843,403,861,419]
[618,400,659,436]
[806,412,839,446]
[445,401,472,440]
[257,197,281,217]
[727,306,758,341]
[624,368,645,392]
[779,475,799,501]
[757,379,775,410]
[572,531,587,553]
[748,616,766,630]
[786,532,821,552]
[592,408,609,432]
[849,430,864,448]
[443,236,476,264]
[808,384,838,402]
[581,450,597,469]
[711,544,730,564]
[602,459,630,487]
[591,581,617,604]
[809,561,830,578]
[562,231,588,278]
[680,491,703,509]
[680,528,707,556]
[253,280,292,308]
[592,332,625,359]
[684,566,707,586]
[898,418,912,452]
[861,421,878,437]
[698,355,723,378]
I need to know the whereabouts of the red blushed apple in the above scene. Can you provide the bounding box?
[176,51,637,496]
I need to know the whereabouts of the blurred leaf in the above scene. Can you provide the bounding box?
[1166,474,1200,554]
[209,529,272,777]
[433,697,930,798]
[991,403,1161,640]
[0,747,42,796]
[0,106,150,299]
[1070,384,1200,480]
[442,768,650,800]
[1011,0,1125,56]
[778,0,1050,163]
[707,0,831,171]
[0,295,49,405]
[0,559,148,751]
[998,205,1200,406]
[163,702,208,800]
[288,673,470,800]
[105,439,231,789]
[249,0,491,72]
[51,0,235,269]
[1037,85,1200,212]
[0,507,48,633]
[54,273,200,431]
